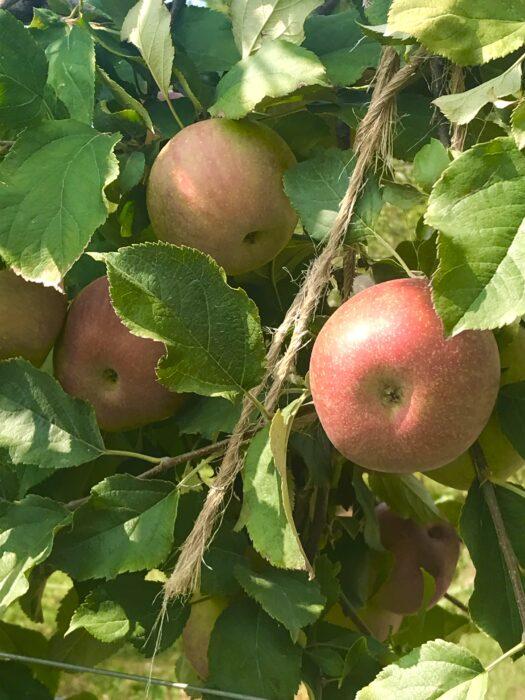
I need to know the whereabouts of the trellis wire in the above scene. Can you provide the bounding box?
[0,651,266,700]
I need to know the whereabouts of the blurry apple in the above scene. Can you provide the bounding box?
[374,504,460,615]
[428,325,525,490]
[147,119,298,275]
[0,268,67,366]
[183,596,228,679]
[54,276,183,432]
[309,278,500,473]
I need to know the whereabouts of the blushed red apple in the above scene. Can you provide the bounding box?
[0,268,67,366]
[54,276,183,432]
[374,503,460,615]
[146,119,298,275]
[309,278,500,473]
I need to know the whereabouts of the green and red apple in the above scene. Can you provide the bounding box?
[54,276,183,432]
[309,277,500,473]
[0,267,67,366]
[147,119,298,275]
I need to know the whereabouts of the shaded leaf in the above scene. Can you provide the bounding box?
[96,66,154,132]
[412,139,451,193]
[511,99,525,151]
[368,473,443,525]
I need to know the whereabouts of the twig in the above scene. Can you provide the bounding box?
[486,640,525,672]
[0,652,264,700]
[444,592,469,614]
[470,441,525,639]
[339,592,373,636]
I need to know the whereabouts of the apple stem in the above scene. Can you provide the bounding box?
[165,97,185,131]
[444,592,469,614]
[173,66,203,115]
[486,640,525,673]
[470,441,525,639]
[340,592,373,636]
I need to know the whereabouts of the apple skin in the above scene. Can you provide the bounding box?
[309,278,500,473]
[146,119,298,275]
[428,326,525,490]
[0,268,67,366]
[374,503,460,615]
[54,276,183,432]
[182,596,228,679]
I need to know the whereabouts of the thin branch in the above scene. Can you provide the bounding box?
[486,640,525,673]
[444,592,469,614]
[470,441,525,639]
[339,592,373,636]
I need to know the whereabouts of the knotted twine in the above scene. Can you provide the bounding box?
[161,46,427,609]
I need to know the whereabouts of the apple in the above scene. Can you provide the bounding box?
[374,503,460,615]
[309,277,500,473]
[183,596,228,679]
[0,268,67,366]
[54,276,183,432]
[428,325,525,490]
[146,119,298,275]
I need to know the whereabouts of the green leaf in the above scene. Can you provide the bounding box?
[51,474,179,580]
[511,100,525,150]
[412,139,451,193]
[231,0,322,59]
[0,495,70,611]
[497,382,525,458]
[0,120,119,286]
[243,425,306,570]
[89,0,136,27]
[356,640,487,699]
[394,604,469,649]
[427,137,525,334]
[352,471,382,550]
[172,6,240,73]
[0,662,52,700]
[209,39,327,120]
[0,10,49,128]
[207,599,302,700]
[387,0,525,65]
[368,473,443,525]
[117,151,145,194]
[304,8,381,86]
[200,528,247,597]
[234,565,325,638]
[96,66,154,132]
[460,480,525,651]
[0,360,104,469]
[269,396,312,575]
[121,0,173,99]
[44,22,95,124]
[284,149,382,242]
[67,574,189,653]
[175,396,242,441]
[433,57,524,126]
[106,243,266,400]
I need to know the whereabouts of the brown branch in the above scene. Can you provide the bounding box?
[340,593,373,636]
[470,441,525,638]
[444,592,469,614]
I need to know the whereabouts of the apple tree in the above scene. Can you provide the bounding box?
[0,0,525,698]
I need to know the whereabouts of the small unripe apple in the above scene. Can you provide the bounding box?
[374,504,460,615]
[54,276,183,432]
[309,278,500,473]
[146,119,298,275]
[183,596,228,679]
[429,325,525,489]
[0,268,67,366]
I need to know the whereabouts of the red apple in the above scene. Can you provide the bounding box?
[54,276,183,432]
[0,268,67,366]
[146,119,298,275]
[309,278,500,473]
[374,503,460,615]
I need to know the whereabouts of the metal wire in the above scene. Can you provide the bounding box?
[0,652,266,700]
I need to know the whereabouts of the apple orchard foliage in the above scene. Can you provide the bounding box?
[2,0,525,698]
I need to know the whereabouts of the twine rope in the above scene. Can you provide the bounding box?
[162,46,427,606]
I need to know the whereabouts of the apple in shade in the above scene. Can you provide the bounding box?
[309,277,500,473]
[429,325,525,490]
[374,503,460,615]
[146,119,298,275]
[0,267,67,366]
[54,276,183,432]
